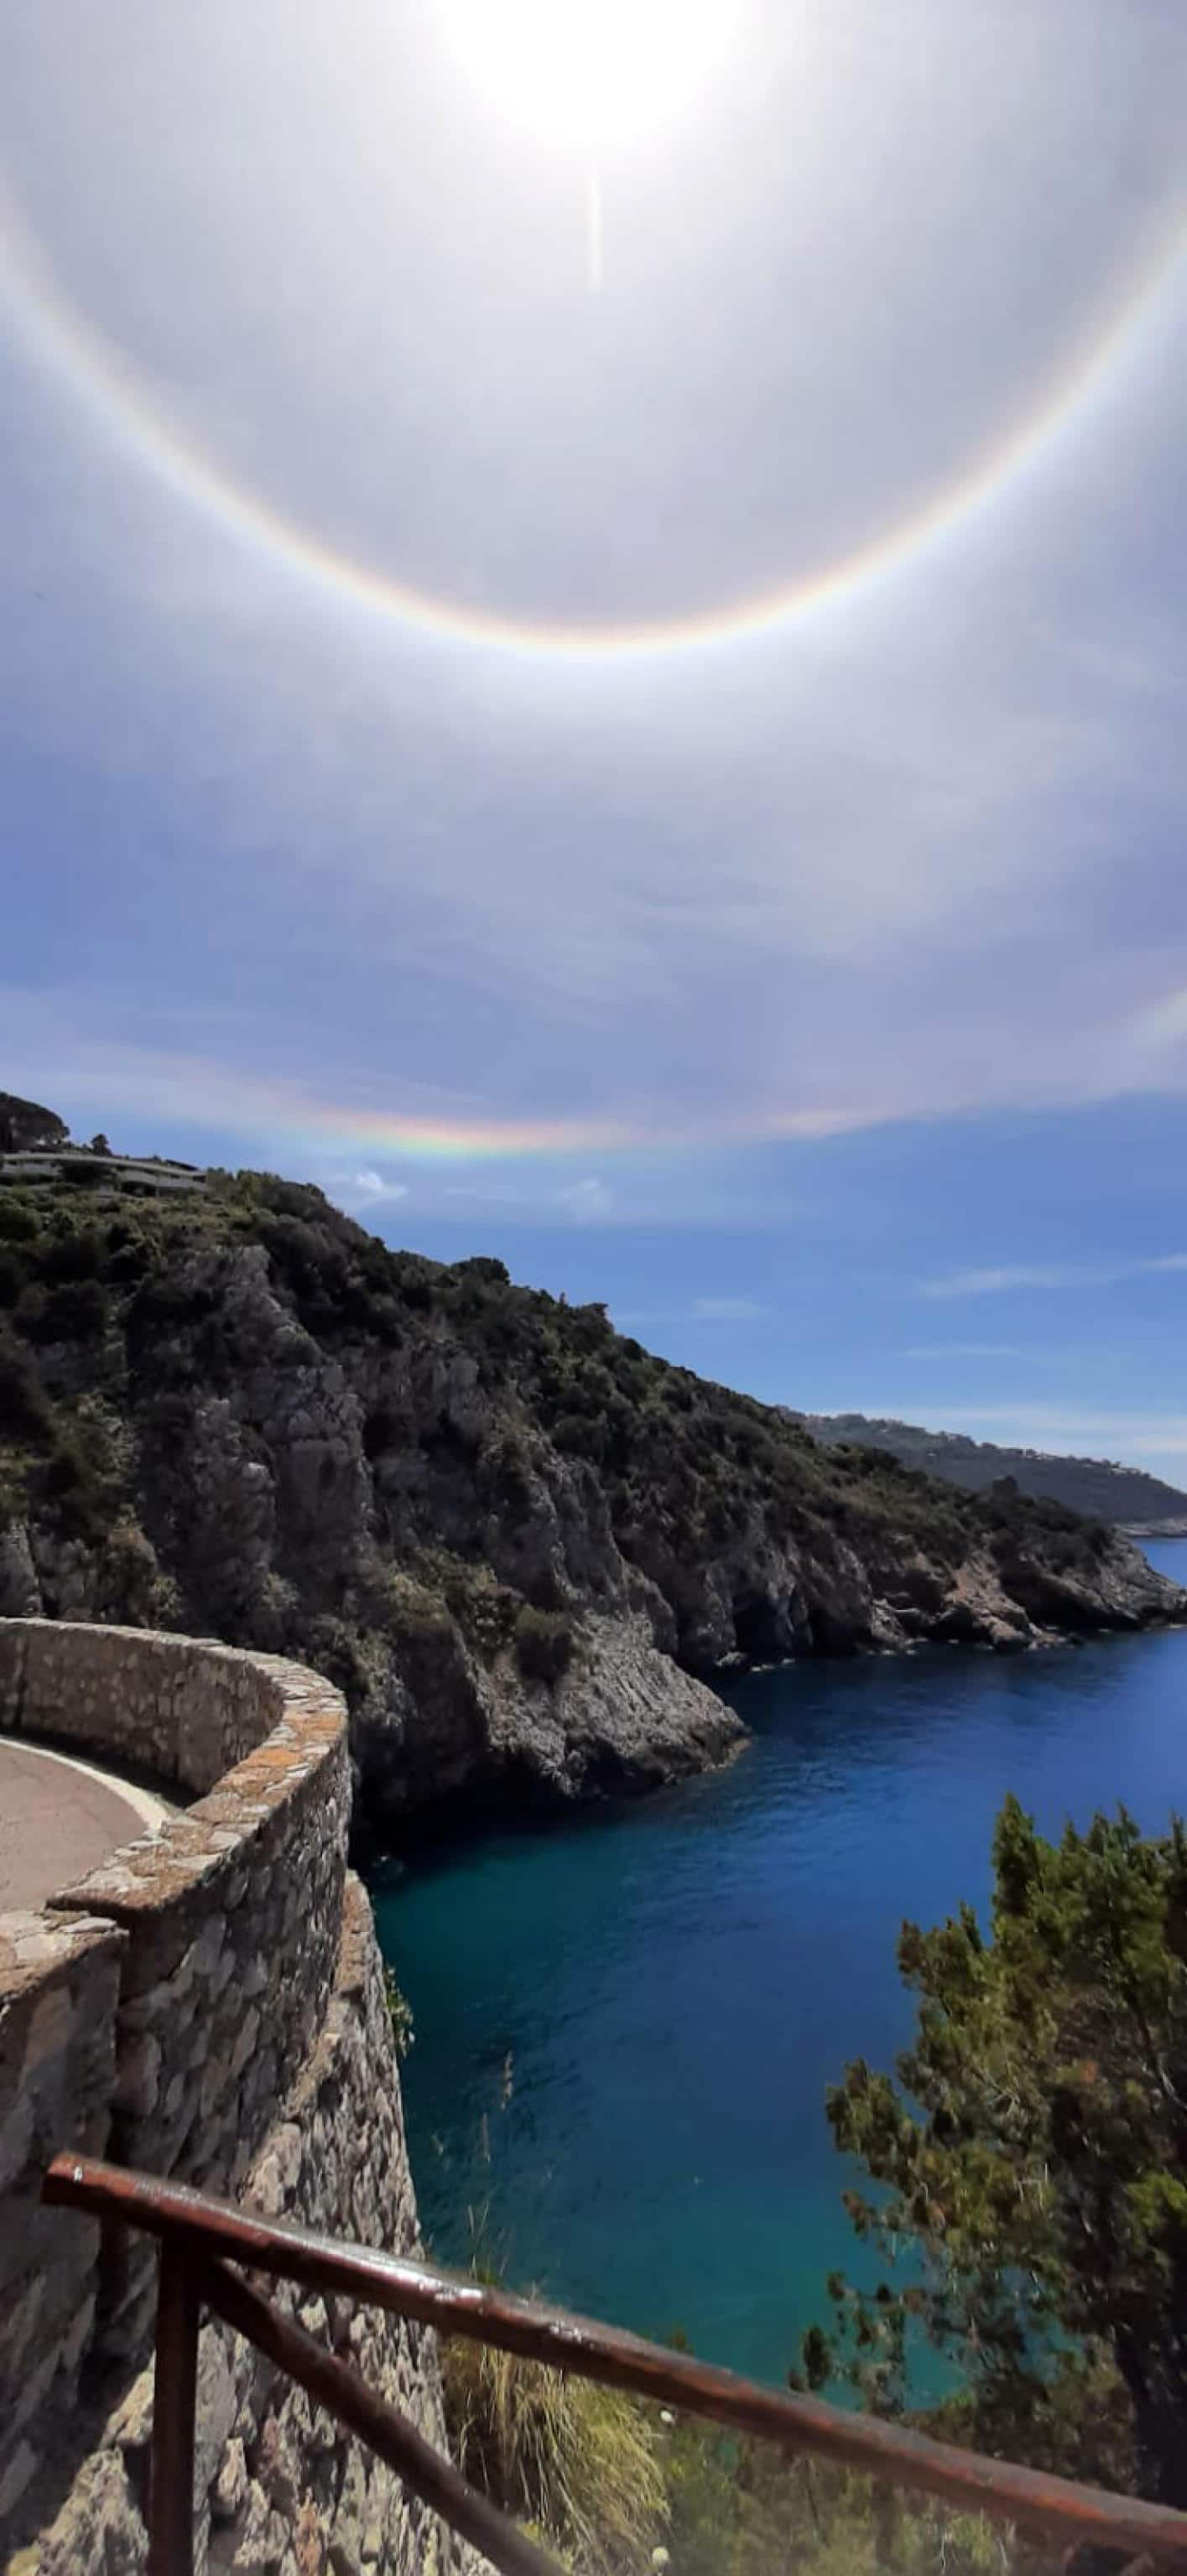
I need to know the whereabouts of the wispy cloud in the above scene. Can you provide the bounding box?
[322,1168,410,1215]
[609,1296,772,1337]
[690,1296,771,1322]
[923,1265,1077,1299]
[923,1257,1187,1300]
[557,1176,614,1224]
[898,1343,1023,1359]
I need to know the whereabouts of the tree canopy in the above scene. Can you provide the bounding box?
[810,1796,1187,2507]
[0,1090,67,1153]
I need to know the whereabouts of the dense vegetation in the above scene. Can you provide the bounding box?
[810,1796,1187,2510]
[795,1411,1187,1530]
[0,1160,1118,1626]
[0,1143,1175,1825]
[436,2201,1016,2576]
[443,2329,1013,2576]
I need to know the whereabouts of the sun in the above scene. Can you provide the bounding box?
[442,0,736,151]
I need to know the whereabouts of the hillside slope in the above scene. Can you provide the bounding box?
[793,1413,1187,1532]
[0,1166,1180,1833]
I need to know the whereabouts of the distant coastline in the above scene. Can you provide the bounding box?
[790,1409,1187,1535]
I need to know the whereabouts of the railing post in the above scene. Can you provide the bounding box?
[148,2241,200,2576]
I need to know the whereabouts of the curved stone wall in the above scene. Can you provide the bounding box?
[0,1618,461,2575]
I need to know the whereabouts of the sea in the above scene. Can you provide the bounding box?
[370,1537,1187,2392]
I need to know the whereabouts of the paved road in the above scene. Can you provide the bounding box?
[0,1742,166,1910]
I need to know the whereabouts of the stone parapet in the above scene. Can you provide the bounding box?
[0,1620,456,2573]
[0,1910,125,2527]
[0,1618,313,1794]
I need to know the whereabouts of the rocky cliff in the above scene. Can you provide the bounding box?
[0,1166,1180,1837]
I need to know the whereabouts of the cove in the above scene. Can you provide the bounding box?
[371,1540,1187,2393]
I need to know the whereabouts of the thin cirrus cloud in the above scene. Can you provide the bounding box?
[898,1343,1023,1359]
[690,1296,771,1322]
[0,0,1185,1199]
[612,1295,770,1327]
[922,1257,1187,1299]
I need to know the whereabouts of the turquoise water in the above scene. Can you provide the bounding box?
[372,1540,1187,2391]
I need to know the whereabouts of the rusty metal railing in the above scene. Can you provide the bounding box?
[44,2152,1187,2576]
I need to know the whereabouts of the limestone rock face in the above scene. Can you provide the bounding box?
[2,1179,1182,1834]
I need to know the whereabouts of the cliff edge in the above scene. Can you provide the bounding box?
[0,1166,1179,1834]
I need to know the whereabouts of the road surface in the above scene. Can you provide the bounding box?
[0,1741,169,1910]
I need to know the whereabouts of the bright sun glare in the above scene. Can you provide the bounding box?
[443,0,735,150]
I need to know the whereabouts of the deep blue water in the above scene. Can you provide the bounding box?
[371,1540,1187,2392]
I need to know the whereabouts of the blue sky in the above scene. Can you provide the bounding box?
[3,2,1186,1476]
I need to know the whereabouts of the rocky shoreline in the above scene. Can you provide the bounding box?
[2,1168,1184,1840]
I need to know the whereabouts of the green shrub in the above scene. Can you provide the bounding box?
[384,1571,455,1644]
[393,1255,437,1313]
[39,1226,103,1283]
[663,2430,1008,2576]
[383,1966,414,2060]
[0,1334,51,1441]
[258,1213,351,1330]
[0,1196,38,1243]
[442,2332,665,2574]
[23,1277,109,1344]
[552,1413,607,1464]
[453,1255,511,1290]
[362,1401,409,1460]
[565,1301,614,1354]
[514,1606,575,1685]
[106,1237,152,1286]
[127,1275,216,1343]
[227,1170,330,1222]
[36,1427,121,1541]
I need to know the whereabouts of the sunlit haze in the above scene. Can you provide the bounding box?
[442,0,737,148]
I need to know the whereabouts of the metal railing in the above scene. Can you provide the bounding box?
[43,2153,1187,2576]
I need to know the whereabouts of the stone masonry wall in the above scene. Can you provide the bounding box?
[0,1618,303,1794]
[24,1881,459,2576]
[0,1621,464,2576]
[0,1910,126,2531]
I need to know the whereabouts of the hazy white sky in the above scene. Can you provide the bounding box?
[3,1,1186,1472]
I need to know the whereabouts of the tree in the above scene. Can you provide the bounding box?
[809,1797,1187,2506]
[0,1090,67,1153]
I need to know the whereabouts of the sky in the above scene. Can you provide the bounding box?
[3,1,1186,1478]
